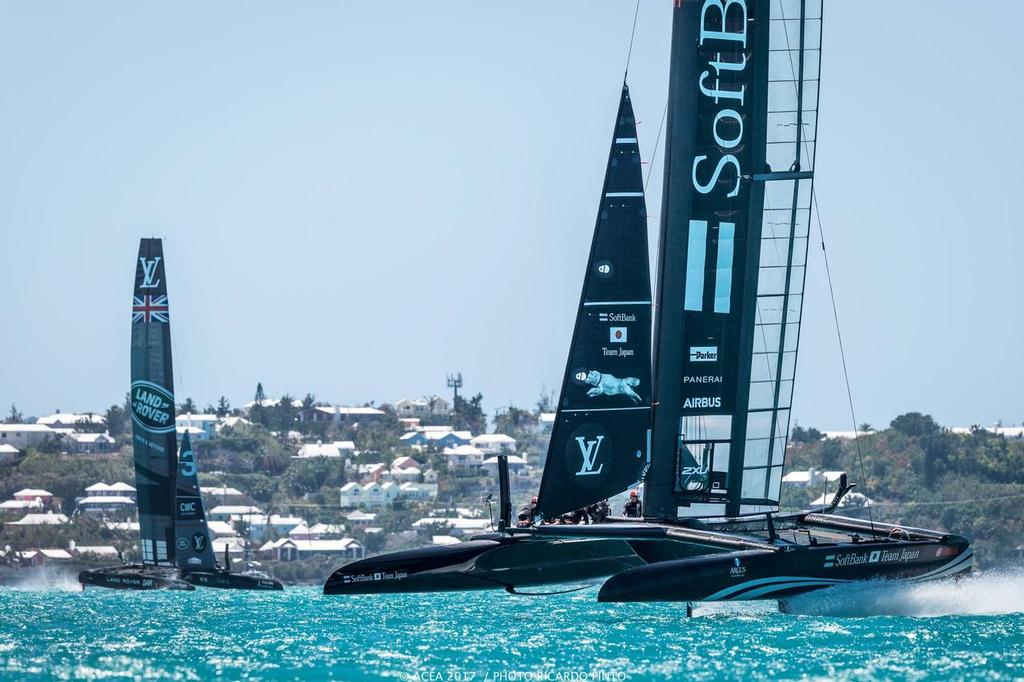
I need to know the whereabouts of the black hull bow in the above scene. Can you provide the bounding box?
[78,564,194,591]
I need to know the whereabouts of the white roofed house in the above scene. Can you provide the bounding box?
[257,537,364,562]
[174,414,220,440]
[393,397,450,419]
[62,432,117,454]
[207,505,264,523]
[201,485,246,506]
[483,454,528,478]
[7,511,69,526]
[12,489,55,509]
[443,444,485,470]
[293,441,356,459]
[36,412,106,430]
[76,495,136,516]
[345,510,377,528]
[0,424,58,450]
[412,516,492,537]
[471,433,517,455]
[0,444,19,463]
[296,405,387,424]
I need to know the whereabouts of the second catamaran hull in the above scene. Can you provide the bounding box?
[323,535,661,595]
[78,565,194,591]
[182,570,284,591]
[597,537,973,603]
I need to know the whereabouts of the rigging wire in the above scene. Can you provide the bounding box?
[623,0,642,80]
[812,189,876,535]
[643,101,668,191]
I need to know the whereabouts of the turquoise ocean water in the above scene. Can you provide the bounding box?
[1,572,1023,681]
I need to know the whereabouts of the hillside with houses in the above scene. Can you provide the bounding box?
[0,386,555,583]
[2,392,1022,583]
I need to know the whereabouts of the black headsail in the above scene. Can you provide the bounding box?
[174,430,218,571]
[535,84,653,520]
[129,238,178,565]
[646,0,822,520]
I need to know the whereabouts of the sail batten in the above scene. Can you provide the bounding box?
[535,85,653,520]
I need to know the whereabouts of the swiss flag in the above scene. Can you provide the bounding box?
[610,327,627,343]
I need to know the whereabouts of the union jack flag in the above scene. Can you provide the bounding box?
[132,295,169,324]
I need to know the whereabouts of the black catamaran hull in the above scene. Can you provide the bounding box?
[323,524,745,595]
[78,565,194,591]
[182,570,284,591]
[324,534,665,595]
[598,537,973,603]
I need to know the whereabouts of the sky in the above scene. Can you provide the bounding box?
[1,1,1022,430]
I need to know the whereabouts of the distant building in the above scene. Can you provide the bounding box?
[176,425,206,441]
[82,482,137,500]
[71,544,119,559]
[471,434,517,455]
[0,444,19,463]
[781,469,845,488]
[401,429,472,450]
[36,412,106,430]
[207,505,264,523]
[63,432,116,454]
[296,406,387,424]
[13,489,54,508]
[340,480,436,508]
[201,486,246,506]
[294,440,356,459]
[257,537,364,562]
[345,510,377,528]
[175,414,220,440]
[0,424,58,450]
[7,512,69,526]
[392,397,450,419]
[483,455,528,477]
[76,495,136,516]
[17,549,73,566]
[443,444,485,469]
[411,517,491,536]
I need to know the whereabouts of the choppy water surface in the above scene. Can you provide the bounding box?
[1,571,1023,681]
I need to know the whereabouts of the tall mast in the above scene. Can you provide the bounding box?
[647,0,820,520]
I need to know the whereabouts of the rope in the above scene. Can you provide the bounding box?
[623,0,642,80]
[644,101,668,190]
[812,189,876,535]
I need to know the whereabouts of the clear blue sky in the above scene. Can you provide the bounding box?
[1,1,1021,430]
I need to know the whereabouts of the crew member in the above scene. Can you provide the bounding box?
[588,499,611,524]
[623,490,642,518]
[568,507,587,525]
[517,496,538,527]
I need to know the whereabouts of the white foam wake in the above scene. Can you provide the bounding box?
[781,567,1024,617]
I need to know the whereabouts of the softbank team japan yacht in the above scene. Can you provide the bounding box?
[323,0,972,606]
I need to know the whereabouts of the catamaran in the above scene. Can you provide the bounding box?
[79,238,194,590]
[175,431,283,590]
[79,238,283,591]
[324,0,971,603]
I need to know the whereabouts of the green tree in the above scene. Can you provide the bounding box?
[494,405,538,442]
[178,397,197,415]
[6,404,24,424]
[790,423,823,444]
[890,412,939,438]
[105,404,127,438]
[452,393,486,434]
[216,396,231,417]
[536,387,555,414]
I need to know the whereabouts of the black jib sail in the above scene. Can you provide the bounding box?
[535,84,653,520]
[646,0,821,520]
[129,238,178,565]
[174,430,218,571]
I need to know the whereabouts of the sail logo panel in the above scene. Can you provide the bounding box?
[672,0,762,514]
[175,431,218,570]
[535,86,653,520]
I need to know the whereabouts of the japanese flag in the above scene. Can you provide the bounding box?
[610,327,627,343]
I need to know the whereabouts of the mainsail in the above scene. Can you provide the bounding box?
[646,0,822,519]
[174,430,218,571]
[535,84,653,520]
[129,238,178,565]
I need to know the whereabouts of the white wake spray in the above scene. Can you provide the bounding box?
[781,567,1024,617]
